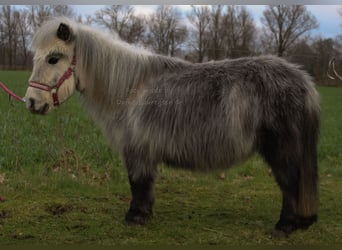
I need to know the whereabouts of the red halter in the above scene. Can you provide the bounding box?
[28,55,76,106]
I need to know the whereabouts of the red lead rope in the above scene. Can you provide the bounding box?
[0,81,26,103]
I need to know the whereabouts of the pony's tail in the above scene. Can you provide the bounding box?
[297,90,320,221]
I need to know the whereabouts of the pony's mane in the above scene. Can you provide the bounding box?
[34,17,191,109]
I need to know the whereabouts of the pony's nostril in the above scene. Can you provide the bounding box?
[29,98,35,109]
[40,103,49,114]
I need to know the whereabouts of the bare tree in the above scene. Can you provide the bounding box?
[53,5,75,17]
[27,5,75,31]
[0,5,74,69]
[189,5,256,61]
[187,5,210,62]
[14,9,31,67]
[77,14,93,25]
[0,6,17,67]
[261,5,318,57]
[94,5,145,44]
[287,38,315,74]
[338,6,342,28]
[0,13,4,59]
[221,6,256,58]
[147,5,187,56]
[27,5,51,31]
[207,5,225,60]
[312,37,339,83]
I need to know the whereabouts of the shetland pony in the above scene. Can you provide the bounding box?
[25,18,320,237]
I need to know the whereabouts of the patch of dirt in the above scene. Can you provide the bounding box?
[66,223,90,231]
[45,203,73,216]
[12,233,35,240]
[0,173,6,184]
[0,210,11,219]
[51,148,111,185]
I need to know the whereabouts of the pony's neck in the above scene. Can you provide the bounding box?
[75,26,190,108]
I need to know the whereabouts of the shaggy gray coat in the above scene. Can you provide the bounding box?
[27,18,320,236]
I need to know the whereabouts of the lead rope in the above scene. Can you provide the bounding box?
[0,81,26,103]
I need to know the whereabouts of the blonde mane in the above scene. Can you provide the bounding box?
[74,20,189,112]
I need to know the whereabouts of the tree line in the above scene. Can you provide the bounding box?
[1,5,342,85]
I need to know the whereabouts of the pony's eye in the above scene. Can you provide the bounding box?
[48,57,59,65]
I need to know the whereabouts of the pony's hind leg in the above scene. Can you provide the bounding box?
[122,146,157,225]
[258,126,318,237]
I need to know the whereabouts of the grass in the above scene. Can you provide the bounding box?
[0,70,342,246]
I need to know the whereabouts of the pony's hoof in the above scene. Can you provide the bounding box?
[272,229,289,238]
[273,219,296,237]
[297,214,317,229]
[272,214,317,238]
[125,209,152,225]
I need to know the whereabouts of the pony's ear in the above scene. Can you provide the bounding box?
[57,23,73,42]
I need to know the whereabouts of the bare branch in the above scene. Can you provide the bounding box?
[327,58,335,80]
[261,5,318,56]
[332,58,342,80]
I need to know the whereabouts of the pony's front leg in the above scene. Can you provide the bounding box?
[125,175,155,225]
[123,148,157,225]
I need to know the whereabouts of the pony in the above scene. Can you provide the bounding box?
[25,17,320,237]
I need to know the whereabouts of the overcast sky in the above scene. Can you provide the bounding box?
[74,5,342,39]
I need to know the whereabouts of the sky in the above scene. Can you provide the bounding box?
[73,5,342,39]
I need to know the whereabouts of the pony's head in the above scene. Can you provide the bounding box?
[25,19,77,114]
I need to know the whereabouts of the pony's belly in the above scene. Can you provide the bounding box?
[155,135,256,171]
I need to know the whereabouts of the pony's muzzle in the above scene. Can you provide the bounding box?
[27,97,50,115]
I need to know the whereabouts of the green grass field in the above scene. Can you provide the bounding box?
[0,70,341,246]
